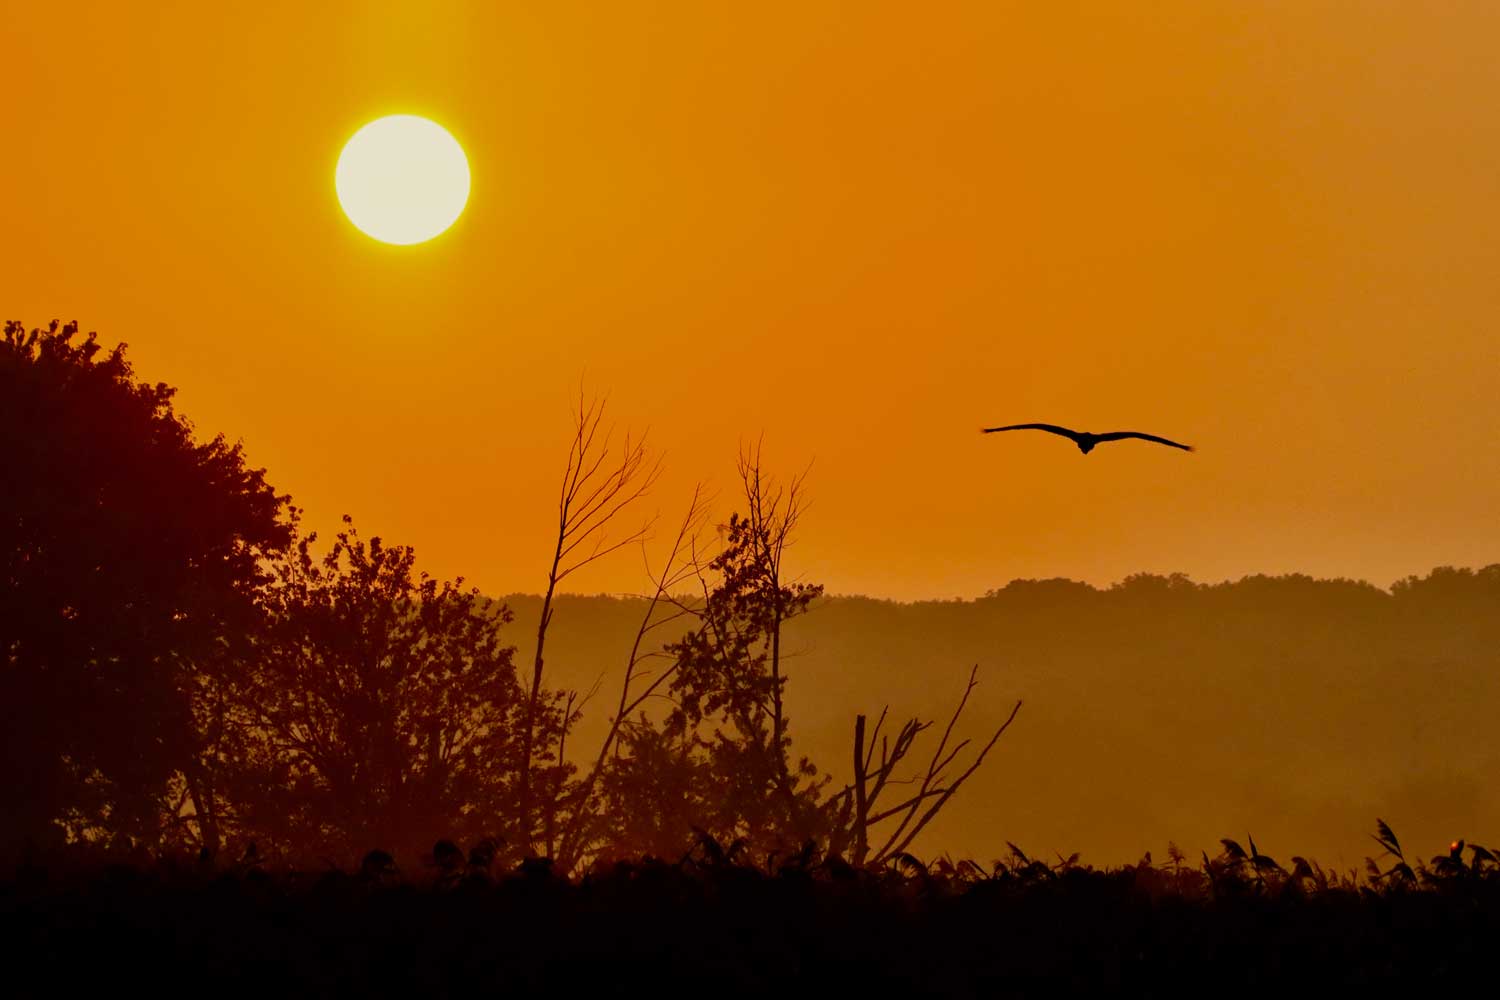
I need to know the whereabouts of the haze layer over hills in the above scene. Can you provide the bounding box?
[503,566,1500,867]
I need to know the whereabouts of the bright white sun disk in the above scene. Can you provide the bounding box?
[336,115,470,245]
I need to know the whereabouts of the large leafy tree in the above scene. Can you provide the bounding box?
[0,320,294,850]
[224,520,551,863]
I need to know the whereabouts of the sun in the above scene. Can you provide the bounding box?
[335,115,470,245]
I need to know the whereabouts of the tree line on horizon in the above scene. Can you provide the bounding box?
[1,319,1014,872]
[494,562,1500,865]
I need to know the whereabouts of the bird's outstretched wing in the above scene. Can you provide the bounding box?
[980,423,1083,442]
[1093,431,1194,452]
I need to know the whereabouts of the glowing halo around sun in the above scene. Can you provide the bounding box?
[335,115,470,245]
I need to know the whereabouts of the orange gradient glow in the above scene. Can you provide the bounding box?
[4,2,1500,599]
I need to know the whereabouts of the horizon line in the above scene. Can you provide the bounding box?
[483,560,1500,605]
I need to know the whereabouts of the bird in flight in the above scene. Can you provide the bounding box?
[981,423,1194,455]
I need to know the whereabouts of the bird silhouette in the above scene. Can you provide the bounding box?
[981,423,1193,454]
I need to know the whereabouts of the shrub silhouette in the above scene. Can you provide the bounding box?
[4,822,1497,995]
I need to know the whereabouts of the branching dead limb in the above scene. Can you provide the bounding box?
[554,486,711,870]
[517,389,662,853]
[841,666,1021,866]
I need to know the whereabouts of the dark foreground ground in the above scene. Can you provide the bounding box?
[3,849,1495,998]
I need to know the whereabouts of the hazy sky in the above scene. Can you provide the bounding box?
[6,2,1499,600]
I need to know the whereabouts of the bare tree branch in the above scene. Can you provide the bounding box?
[553,485,711,870]
[839,666,1021,867]
[515,388,663,853]
[883,697,1022,861]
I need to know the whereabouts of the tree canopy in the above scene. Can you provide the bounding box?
[1,320,294,850]
[218,520,532,861]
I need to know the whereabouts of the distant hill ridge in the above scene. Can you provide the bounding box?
[491,566,1500,866]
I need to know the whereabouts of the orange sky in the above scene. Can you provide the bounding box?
[6,2,1499,601]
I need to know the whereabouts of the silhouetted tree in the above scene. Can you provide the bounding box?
[555,448,1022,869]
[222,519,546,863]
[0,320,293,853]
[584,448,829,863]
[553,486,711,870]
[671,447,826,846]
[517,390,658,855]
